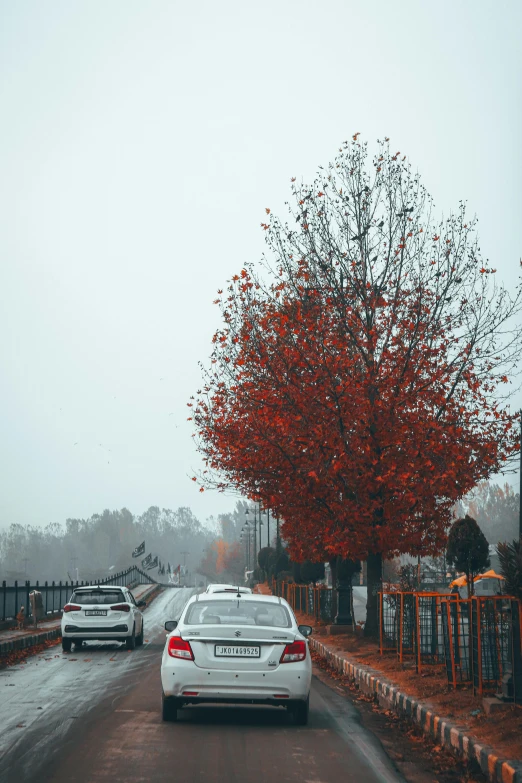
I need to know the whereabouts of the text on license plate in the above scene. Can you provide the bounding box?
[85,610,107,616]
[214,645,260,658]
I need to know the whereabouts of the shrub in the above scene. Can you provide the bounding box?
[446,515,490,595]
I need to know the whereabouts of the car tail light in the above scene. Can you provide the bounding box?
[182,691,199,696]
[110,604,131,612]
[280,640,307,663]
[63,604,81,613]
[168,636,194,660]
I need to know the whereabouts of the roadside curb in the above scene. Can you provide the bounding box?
[0,627,61,655]
[310,637,522,783]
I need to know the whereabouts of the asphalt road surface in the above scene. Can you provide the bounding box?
[0,588,407,783]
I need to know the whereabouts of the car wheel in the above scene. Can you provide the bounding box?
[136,622,144,646]
[293,696,309,726]
[162,693,179,722]
[62,638,72,653]
[126,626,136,650]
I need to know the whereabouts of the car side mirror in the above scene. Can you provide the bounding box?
[298,625,313,637]
[164,620,178,632]
[137,600,146,608]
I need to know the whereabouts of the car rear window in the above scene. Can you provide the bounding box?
[184,600,291,628]
[71,590,126,605]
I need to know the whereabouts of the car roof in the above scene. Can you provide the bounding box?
[189,592,286,605]
[72,585,129,591]
[206,584,251,592]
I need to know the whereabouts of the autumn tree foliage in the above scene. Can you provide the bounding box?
[192,136,522,635]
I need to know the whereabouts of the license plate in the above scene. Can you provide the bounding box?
[85,610,107,616]
[215,645,260,658]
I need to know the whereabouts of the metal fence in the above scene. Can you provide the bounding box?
[440,595,472,686]
[274,580,522,702]
[1,566,158,622]
[273,580,335,623]
[380,590,522,701]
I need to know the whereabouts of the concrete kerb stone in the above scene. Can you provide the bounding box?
[0,627,62,655]
[310,637,522,783]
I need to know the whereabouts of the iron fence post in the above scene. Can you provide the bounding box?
[25,580,30,621]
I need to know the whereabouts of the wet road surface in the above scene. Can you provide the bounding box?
[0,588,407,783]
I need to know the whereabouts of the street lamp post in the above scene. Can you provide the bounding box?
[253,506,254,570]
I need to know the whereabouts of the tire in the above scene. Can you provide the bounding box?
[293,696,309,726]
[162,694,179,722]
[126,626,136,650]
[136,622,144,647]
[62,638,72,653]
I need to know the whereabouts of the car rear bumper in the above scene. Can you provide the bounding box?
[62,624,130,638]
[161,660,311,702]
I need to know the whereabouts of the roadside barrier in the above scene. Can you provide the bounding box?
[0,565,158,623]
[273,579,335,623]
[380,590,522,700]
[274,579,522,702]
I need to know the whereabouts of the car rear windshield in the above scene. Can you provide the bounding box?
[184,600,291,628]
[71,590,126,605]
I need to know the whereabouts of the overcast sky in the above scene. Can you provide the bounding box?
[1,0,521,531]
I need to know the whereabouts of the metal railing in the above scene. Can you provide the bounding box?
[0,566,158,622]
[379,590,522,701]
[272,580,335,623]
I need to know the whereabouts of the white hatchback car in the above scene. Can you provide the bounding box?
[61,585,145,651]
[161,592,312,724]
[205,584,252,595]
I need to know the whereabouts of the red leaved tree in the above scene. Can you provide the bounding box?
[192,137,521,635]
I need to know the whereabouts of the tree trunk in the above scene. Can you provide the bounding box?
[364,552,382,637]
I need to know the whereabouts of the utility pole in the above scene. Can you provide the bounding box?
[22,558,30,577]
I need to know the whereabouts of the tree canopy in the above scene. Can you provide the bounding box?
[193,136,522,633]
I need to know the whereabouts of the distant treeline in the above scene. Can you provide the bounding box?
[0,505,226,584]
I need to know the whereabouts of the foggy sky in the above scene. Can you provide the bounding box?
[1,0,521,530]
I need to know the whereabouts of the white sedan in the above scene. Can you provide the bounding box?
[161,592,312,724]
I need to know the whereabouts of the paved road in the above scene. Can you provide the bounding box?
[0,588,406,783]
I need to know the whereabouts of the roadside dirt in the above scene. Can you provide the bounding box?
[313,656,487,783]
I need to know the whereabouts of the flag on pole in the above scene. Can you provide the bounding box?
[141,553,152,568]
[132,541,145,558]
[145,555,158,571]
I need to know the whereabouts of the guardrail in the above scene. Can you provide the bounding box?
[0,565,158,622]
